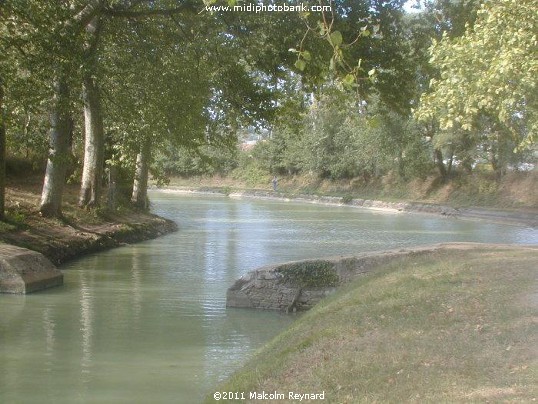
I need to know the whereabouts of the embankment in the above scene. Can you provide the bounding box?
[213,243,538,403]
[226,243,537,312]
[160,186,538,227]
[0,212,177,266]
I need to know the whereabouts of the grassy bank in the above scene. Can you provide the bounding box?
[166,170,538,210]
[1,176,177,265]
[210,245,537,403]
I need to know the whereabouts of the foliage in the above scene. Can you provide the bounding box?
[276,260,339,288]
[249,88,432,182]
[230,152,270,187]
[2,0,536,214]
[1,1,84,163]
[152,143,238,179]
[291,0,411,103]
[416,0,537,151]
[371,106,433,179]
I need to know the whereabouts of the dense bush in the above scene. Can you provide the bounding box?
[237,89,434,183]
[152,144,238,179]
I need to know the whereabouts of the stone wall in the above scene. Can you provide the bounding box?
[228,190,460,217]
[227,244,454,311]
[0,244,63,294]
[164,188,538,227]
[226,264,337,312]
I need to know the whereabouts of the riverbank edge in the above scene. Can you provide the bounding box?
[210,243,538,403]
[0,213,178,267]
[225,243,538,312]
[156,186,538,227]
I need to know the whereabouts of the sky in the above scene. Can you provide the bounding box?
[403,0,423,13]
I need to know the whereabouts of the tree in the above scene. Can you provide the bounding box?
[39,72,74,216]
[38,3,93,217]
[1,1,50,218]
[1,1,86,217]
[79,15,105,208]
[405,0,481,179]
[290,0,416,105]
[75,0,296,209]
[0,76,5,220]
[99,8,215,209]
[416,0,537,168]
[77,1,201,209]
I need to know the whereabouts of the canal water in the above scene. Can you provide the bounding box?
[1,191,536,403]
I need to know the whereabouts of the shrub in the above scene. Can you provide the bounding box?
[276,261,339,288]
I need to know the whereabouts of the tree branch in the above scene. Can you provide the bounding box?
[68,0,105,30]
[103,3,196,19]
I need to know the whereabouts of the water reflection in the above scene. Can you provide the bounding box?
[0,192,536,403]
[131,250,143,325]
[79,275,93,373]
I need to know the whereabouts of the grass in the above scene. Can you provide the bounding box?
[208,246,537,403]
[165,170,538,210]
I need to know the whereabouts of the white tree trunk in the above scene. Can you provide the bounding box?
[0,77,6,220]
[131,140,151,210]
[79,16,104,208]
[40,74,72,217]
[79,72,104,207]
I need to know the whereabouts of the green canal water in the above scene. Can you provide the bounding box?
[1,191,536,403]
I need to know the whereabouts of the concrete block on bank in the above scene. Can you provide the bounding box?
[226,245,453,312]
[0,244,63,294]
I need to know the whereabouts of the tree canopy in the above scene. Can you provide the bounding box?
[1,0,536,219]
[416,0,537,150]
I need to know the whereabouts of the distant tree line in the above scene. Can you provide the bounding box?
[159,0,536,183]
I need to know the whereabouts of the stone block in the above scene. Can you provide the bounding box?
[0,244,63,294]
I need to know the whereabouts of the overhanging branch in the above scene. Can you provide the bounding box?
[103,4,196,19]
[68,0,105,29]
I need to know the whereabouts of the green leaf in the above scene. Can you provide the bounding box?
[295,59,306,71]
[342,74,355,87]
[367,116,381,129]
[318,21,327,36]
[329,31,343,46]
[301,50,312,61]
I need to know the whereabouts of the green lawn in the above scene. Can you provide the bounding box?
[209,246,537,403]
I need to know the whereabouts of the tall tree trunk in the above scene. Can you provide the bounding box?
[397,148,405,179]
[106,165,117,210]
[0,77,6,220]
[40,74,72,217]
[424,119,448,181]
[79,72,104,207]
[446,149,455,176]
[434,148,448,181]
[131,140,151,210]
[79,16,104,208]
[24,111,31,159]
